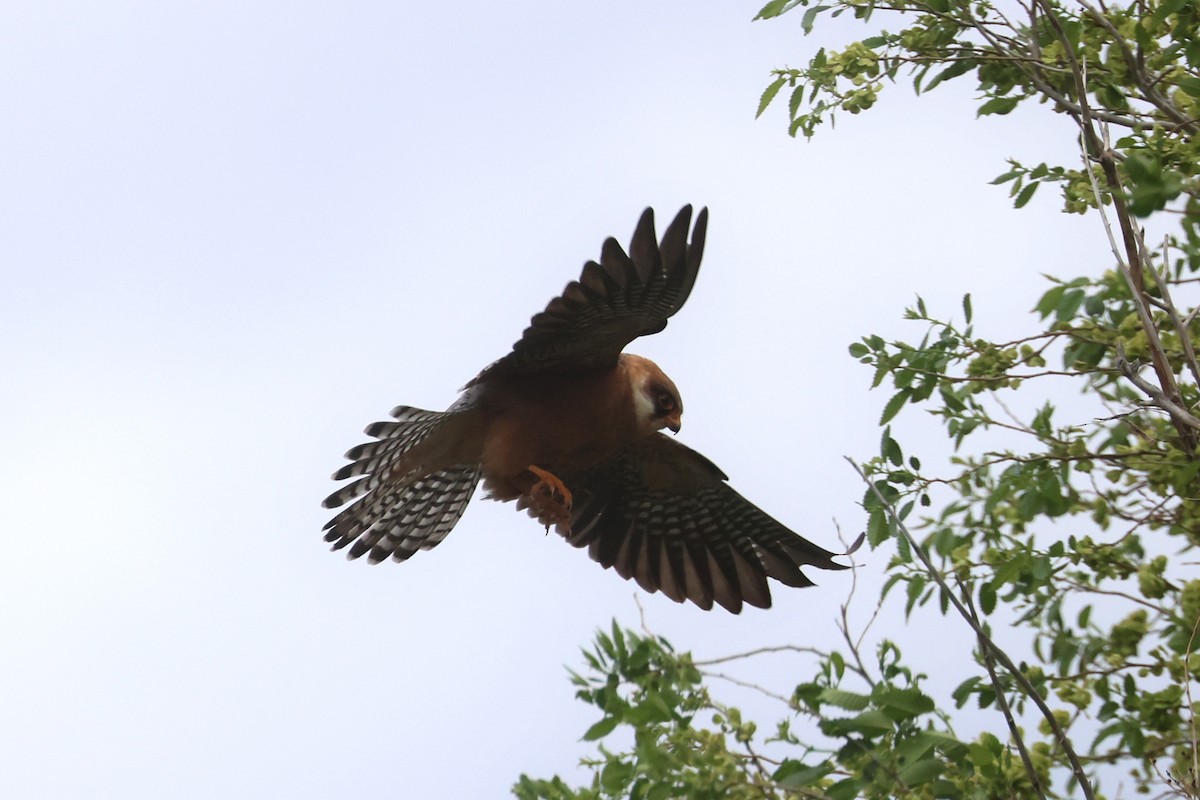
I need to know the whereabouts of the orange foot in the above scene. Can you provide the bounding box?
[527,465,573,532]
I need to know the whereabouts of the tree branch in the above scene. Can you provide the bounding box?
[848,457,1099,800]
[1115,345,1200,432]
[963,592,1049,800]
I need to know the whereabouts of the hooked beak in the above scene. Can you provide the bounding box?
[666,413,682,434]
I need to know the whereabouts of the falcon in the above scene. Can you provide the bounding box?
[323,206,847,612]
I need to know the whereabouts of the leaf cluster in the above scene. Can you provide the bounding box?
[513,623,783,800]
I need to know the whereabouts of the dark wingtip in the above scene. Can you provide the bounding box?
[629,207,660,282]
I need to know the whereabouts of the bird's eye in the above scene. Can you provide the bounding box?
[655,392,676,414]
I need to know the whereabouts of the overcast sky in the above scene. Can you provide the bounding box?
[1,2,1109,798]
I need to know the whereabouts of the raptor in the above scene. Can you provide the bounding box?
[323,206,846,612]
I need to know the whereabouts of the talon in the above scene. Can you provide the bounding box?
[528,465,572,506]
[527,465,573,532]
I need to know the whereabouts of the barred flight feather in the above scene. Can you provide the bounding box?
[324,465,481,562]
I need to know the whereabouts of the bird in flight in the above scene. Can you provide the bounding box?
[323,206,847,612]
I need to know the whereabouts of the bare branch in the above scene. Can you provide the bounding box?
[700,670,796,707]
[694,644,831,668]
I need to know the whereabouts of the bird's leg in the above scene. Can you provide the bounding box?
[526,465,573,531]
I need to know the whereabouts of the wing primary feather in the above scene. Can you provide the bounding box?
[597,240,634,290]
[680,207,708,303]
[657,205,692,282]
[755,545,815,588]
[678,519,716,610]
[706,551,743,614]
[613,521,645,581]
[466,205,707,381]
[628,207,660,283]
[730,546,773,608]
[656,535,687,604]
[579,261,620,299]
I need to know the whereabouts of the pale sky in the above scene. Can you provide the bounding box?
[2,2,1106,798]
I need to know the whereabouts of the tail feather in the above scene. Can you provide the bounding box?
[323,405,481,562]
[358,466,480,562]
[322,475,371,510]
[323,406,447,496]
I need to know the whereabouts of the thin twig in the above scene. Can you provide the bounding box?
[701,670,796,707]
[694,645,830,666]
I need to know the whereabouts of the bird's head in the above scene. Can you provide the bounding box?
[623,353,683,435]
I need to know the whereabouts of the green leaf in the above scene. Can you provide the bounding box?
[827,778,864,800]
[1056,288,1085,320]
[1173,456,1200,493]
[882,432,903,466]
[1186,37,1200,68]
[788,83,806,120]
[754,0,803,20]
[922,59,973,92]
[952,677,980,708]
[979,581,997,614]
[990,168,1022,185]
[874,686,935,719]
[905,575,927,616]
[775,760,834,788]
[1178,76,1200,98]
[830,650,845,679]
[819,687,872,710]
[977,96,1020,116]
[898,758,943,786]
[962,293,972,323]
[801,4,831,33]
[757,76,787,118]
[867,507,890,546]
[599,760,634,792]
[1014,180,1039,208]
[880,389,911,425]
[1034,283,1064,317]
[821,708,894,735]
[581,715,620,741]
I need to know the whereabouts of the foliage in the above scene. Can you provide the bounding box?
[516,0,1200,797]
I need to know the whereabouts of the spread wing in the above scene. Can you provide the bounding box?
[468,205,708,384]
[558,435,847,614]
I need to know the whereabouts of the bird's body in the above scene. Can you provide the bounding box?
[324,206,846,612]
[475,355,658,503]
